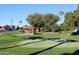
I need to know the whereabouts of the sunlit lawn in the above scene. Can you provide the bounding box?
[0,31,79,55]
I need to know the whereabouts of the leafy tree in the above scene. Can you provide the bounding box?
[4,25,11,31]
[11,25,16,30]
[27,13,45,34]
[58,11,65,31]
[44,14,59,31]
[59,23,65,31]
[64,12,75,30]
[51,24,60,32]
[27,13,59,33]
[77,4,79,9]
[73,9,79,30]
[16,26,20,30]
[59,11,64,16]
[63,6,79,31]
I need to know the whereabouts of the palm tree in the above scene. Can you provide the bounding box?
[19,20,22,27]
[11,19,13,25]
[77,4,79,9]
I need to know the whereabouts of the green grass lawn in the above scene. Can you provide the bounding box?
[38,42,79,55]
[0,31,79,55]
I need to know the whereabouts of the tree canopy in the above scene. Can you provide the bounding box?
[44,14,59,31]
[26,13,59,33]
[59,11,64,16]
[63,8,79,31]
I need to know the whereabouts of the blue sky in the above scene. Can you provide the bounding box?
[0,4,77,26]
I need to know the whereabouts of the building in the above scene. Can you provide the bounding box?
[22,25,34,34]
[0,25,16,32]
[0,26,5,32]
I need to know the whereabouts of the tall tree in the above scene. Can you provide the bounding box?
[44,14,59,31]
[27,13,59,33]
[63,4,79,31]
[59,23,65,31]
[64,12,75,30]
[73,8,79,30]
[58,11,65,31]
[27,13,45,34]
[59,11,64,16]
[19,20,22,27]
[77,4,79,9]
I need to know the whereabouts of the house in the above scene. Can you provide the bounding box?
[22,25,34,34]
[0,25,17,32]
[0,26,5,32]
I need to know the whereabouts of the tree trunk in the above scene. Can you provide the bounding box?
[33,28,36,34]
[74,21,78,32]
[38,27,41,32]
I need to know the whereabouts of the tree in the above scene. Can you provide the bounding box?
[77,4,79,9]
[51,24,60,32]
[11,25,16,30]
[27,13,45,34]
[44,14,59,31]
[16,26,20,30]
[0,26,1,29]
[4,25,11,31]
[64,12,75,30]
[59,23,65,31]
[73,8,79,31]
[63,6,79,31]
[19,20,22,27]
[59,11,64,16]
[27,13,59,33]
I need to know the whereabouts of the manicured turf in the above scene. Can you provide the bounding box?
[38,42,79,55]
[0,31,79,55]
[0,40,59,55]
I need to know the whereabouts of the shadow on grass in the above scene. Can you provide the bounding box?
[27,36,44,40]
[0,37,45,50]
[0,40,45,50]
[46,38,60,40]
[71,32,79,35]
[61,40,78,55]
[29,42,66,55]
[62,49,79,55]
[66,39,77,42]
[27,37,62,41]
[0,36,77,55]
[73,49,79,55]
[29,38,77,55]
